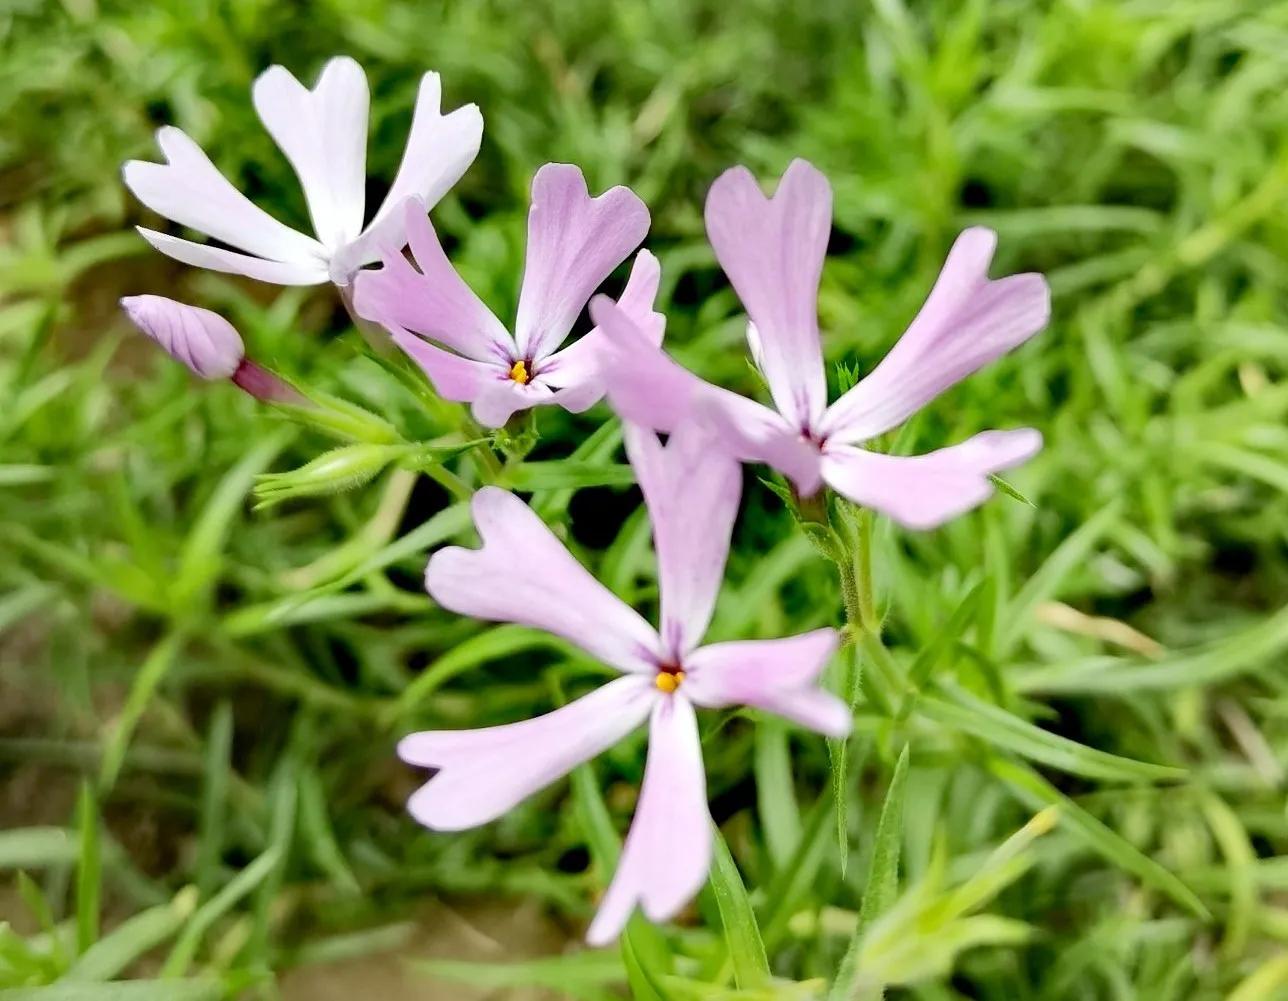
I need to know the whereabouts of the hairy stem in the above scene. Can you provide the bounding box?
[838,506,879,639]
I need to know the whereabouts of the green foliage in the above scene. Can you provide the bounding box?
[2,0,1288,999]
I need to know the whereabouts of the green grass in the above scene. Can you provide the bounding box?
[3,0,1288,998]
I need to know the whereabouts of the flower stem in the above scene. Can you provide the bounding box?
[462,417,505,482]
[853,507,879,634]
[834,503,900,714]
[837,506,879,639]
[231,360,307,406]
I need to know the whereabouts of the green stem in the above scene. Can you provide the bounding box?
[837,553,863,640]
[834,503,897,713]
[460,416,504,482]
[837,506,878,639]
[420,462,473,501]
[854,508,879,634]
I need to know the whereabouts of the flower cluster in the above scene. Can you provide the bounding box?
[121,56,1050,943]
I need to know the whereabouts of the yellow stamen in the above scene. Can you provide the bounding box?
[509,360,530,385]
[655,671,684,694]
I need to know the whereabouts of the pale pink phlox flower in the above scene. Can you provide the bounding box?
[399,425,850,943]
[353,163,659,428]
[595,158,1051,529]
[124,56,482,286]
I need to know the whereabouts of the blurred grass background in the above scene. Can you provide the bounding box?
[3,0,1288,998]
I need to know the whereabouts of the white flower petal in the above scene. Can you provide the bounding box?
[350,72,484,267]
[136,229,329,285]
[123,126,325,267]
[252,56,370,252]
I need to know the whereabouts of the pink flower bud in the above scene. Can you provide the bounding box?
[120,295,244,380]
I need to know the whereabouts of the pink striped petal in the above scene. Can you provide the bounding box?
[124,127,326,268]
[820,228,1050,443]
[705,159,830,430]
[400,675,656,831]
[591,296,824,493]
[683,628,850,739]
[513,164,650,363]
[586,696,711,945]
[539,250,664,413]
[425,488,662,672]
[820,429,1042,529]
[352,204,513,362]
[753,689,853,738]
[624,425,740,658]
[389,326,497,403]
[470,377,555,428]
[252,57,369,252]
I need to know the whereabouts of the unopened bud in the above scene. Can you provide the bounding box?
[120,295,244,380]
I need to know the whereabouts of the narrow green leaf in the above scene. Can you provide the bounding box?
[175,432,288,605]
[1000,500,1121,655]
[754,721,801,870]
[989,757,1209,918]
[964,204,1163,237]
[987,473,1035,507]
[1016,603,1288,695]
[65,888,198,982]
[8,528,145,609]
[393,625,563,719]
[278,391,401,444]
[289,922,417,966]
[0,982,221,1001]
[195,702,232,899]
[16,871,63,965]
[905,583,984,695]
[660,976,824,1001]
[620,930,670,1001]
[412,951,624,1001]
[1228,954,1288,1001]
[223,590,420,638]
[298,768,360,894]
[829,745,910,1001]
[1198,790,1255,961]
[570,762,621,873]
[308,501,471,598]
[505,460,636,491]
[0,584,57,633]
[531,419,625,521]
[829,643,866,875]
[0,828,77,869]
[162,846,282,978]
[100,631,185,792]
[760,788,835,950]
[0,463,56,485]
[249,761,297,965]
[919,689,1183,783]
[75,781,101,954]
[1196,442,1288,494]
[709,828,770,990]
